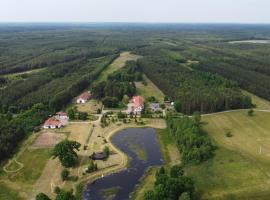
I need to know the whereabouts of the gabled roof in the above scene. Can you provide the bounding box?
[132,96,144,108]
[56,111,67,116]
[44,117,61,126]
[78,91,91,101]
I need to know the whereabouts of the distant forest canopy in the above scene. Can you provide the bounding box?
[1,24,270,162]
[137,51,251,114]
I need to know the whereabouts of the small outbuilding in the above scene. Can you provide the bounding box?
[90,152,107,160]
[77,91,92,104]
[56,111,69,120]
[149,103,161,112]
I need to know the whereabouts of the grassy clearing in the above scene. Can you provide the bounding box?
[75,99,102,114]
[185,111,270,200]
[135,75,165,102]
[4,68,45,78]
[96,51,141,83]
[64,123,92,154]
[7,149,51,184]
[156,128,180,166]
[5,160,22,172]
[132,168,158,200]
[0,183,23,200]
[243,90,270,110]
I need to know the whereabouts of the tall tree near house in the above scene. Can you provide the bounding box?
[52,140,81,168]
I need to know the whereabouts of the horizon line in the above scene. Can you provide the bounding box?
[0,21,270,25]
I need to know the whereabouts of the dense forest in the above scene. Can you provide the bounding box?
[1,23,270,163]
[138,50,252,114]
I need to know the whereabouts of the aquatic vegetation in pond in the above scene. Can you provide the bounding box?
[100,186,121,200]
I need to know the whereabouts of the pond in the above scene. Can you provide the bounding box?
[83,128,163,200]
[228,40,270,44]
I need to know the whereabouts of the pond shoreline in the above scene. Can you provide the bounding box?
[82,128,164,200]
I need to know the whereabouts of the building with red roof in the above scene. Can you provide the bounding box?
[76,91,91,104]
[43,117,62,129]
[130,96,144,114]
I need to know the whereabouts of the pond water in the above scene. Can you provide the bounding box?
[83,128,163,200]
[228,40,270,44]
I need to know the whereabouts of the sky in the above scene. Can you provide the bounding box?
[0,0,269,23]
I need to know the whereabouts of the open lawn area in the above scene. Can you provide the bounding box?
[243,90,270,110]
[7,149,51,185]
[185,110,270,200]
[132,168,158,200]
[75,99,102,114]
[0,183,23,200]
[96,51,141,83]
[135,75,165,102]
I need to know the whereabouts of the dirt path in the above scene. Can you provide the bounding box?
[3,159,24,173]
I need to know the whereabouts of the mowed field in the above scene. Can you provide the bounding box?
[135,75,165,102]
[186,110,270,200]
[96,51,142,83]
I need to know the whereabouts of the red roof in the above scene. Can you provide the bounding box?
[56,111,67,116]
[78,92,91,101]
[132,96,144,108]
[44,118,62,126]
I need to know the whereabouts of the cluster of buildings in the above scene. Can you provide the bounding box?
[43,91,92,129]
[43,112,68,129]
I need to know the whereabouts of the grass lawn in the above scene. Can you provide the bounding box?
[75,99,102,114]
[96,51,141,83]
[0,183,23,200]
[7,149,51,184]
[5,160,22,172]
[131,168,158,200]
[185,110,270,200]
[243,90,270,110]
[135,75,165,103]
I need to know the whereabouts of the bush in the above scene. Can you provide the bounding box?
[103,146,110,158]
[36,193,51,200]
[61,169,70,181]
[248,109,254,117]
[86,159,98,173]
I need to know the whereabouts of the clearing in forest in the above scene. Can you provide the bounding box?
[96,51,142,83]
[135,75,165,102]
[243,90,270,110]
[186,110,270,200]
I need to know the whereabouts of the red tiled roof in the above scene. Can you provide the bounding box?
[56,111,67,116]
[78,92,91,101]
[132,96,144,108]
[44,118,61,126]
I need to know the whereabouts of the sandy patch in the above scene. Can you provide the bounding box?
[31,131,65,149]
